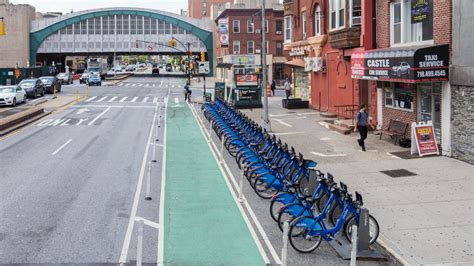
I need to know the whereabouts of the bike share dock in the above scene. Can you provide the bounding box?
[162,102,265,265]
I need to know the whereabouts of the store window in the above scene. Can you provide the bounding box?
[247,20,254,33]
[233,40,240,54]
[233,20,240,33]
[276,20,283,34]
[276,42,283,56]
[384,83,414,111]
[390,0,433,45]
[302,12,307,39]
[314,5,321,36]
[330,0,345,30]
[351,0,362,26]
[284,16,292,43]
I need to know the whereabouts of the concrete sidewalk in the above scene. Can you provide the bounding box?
[238,93,474,265]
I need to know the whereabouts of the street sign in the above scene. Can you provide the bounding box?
[199,61,209,74]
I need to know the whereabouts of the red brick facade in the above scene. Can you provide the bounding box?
[188,0,232,19]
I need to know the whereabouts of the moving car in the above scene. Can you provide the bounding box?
[39,76,61,93]
[80,72,90,84]
[88,73,102,86]
[0,86,26,107]
[19,79,45,98]
[57,72,73,85]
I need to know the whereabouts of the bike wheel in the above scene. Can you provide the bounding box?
[269,198,286,222]
[277,205,298,233]
[328,203,343,226]
[343,214,380,245]
[254,176,278,199]
[316,193,329,213]
[288,217,322,253]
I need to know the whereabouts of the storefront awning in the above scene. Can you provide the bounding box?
[273,57,288,64]
[216,63,233,69]
[285,58,305,68]
[351,44,449,83]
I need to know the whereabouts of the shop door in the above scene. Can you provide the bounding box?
[419,83,441,142]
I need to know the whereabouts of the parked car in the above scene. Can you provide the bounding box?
[113,65,124,72]
[39,76,61,93]
[0,86,26,107]
[166,63,172,72]
[19,79,45,98]
[80,72,90,84]
[88,73,102,86]
[57,72,73,85]
[125,65,135,72]
[152,65,160,75]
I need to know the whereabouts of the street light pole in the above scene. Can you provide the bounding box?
[187,42,191,86]
[261,0,271,131]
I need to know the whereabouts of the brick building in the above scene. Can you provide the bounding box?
[188,0,233,19]
[214,8,291,86]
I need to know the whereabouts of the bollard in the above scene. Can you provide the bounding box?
[53,85,57,99]
[350,225,358,266]
[238,165,245,202]
[145,162,152,200]
[86,84,89,98]
[152,139,157,163]
[281,221,289,266]
[219,136,225,163]
[136,219,144,266]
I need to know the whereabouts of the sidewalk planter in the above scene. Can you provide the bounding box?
[282,98,309,109]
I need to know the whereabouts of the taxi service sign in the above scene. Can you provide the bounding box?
[411,121,439,157]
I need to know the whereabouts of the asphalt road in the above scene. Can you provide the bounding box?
[0,75,399,265]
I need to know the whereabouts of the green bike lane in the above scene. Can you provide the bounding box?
[162,102,265,265]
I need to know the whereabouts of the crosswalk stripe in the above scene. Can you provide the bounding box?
[97,96,108,102]
[119,97,128,102]
[152,84,156,87]
[85,96,97,102]
[118,84,124,87]
[153,97,158,103]
[142,97,149,103]
[132,84,136,87]
[125,83,130,87]
[138,84,143,87]
[108,96,118,102]
[131,97,138,102]
[145,84,149,87]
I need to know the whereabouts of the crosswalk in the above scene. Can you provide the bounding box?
[117,83,183,88]
[83,95,162,104]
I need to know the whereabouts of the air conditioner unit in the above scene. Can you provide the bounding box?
[276,31,282,35]
[256,29,261,33]
[256,49,261,53]
[352,16,362,26]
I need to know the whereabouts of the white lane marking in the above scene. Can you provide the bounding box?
[118,83,124,87]
[85,96,97,102]
[157,88,170,265]
[160,80,163,86]
[153,97,158,103]
[52,139,72,156]
[142,97,149,103]
[132,84,136,87]
[310,151,347,157]
[273,131,304,136]
[138,84,143,87]
[88,106,111,126]
[269,113,290,117]
[274,119,293,128]
[320,137,331,141]
[297,112,319,116]
[187,103,274,264]
[108,96,118,102]
[120,102,160,263]
[174,97,179,103]
[119,97,128,102]
[318,121,330,129]
[131,97,138,102]
[72,105,155,109]
[150,142,164,147]
[97,96,108,102]
[386,152,402,159]
[76,108,89,114]
[145,84,150,87]
[135,217,159,229]
[152,84,156,87]
[125,83,131,87]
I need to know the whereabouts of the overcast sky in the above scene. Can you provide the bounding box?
[10,0,187,15]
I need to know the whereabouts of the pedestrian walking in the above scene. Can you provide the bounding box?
[355,104,368,151]
[184,82,191,102]
[284,78,291,100]
[270,80,276,96]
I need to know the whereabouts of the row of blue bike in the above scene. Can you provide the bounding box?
[202,98,380,253]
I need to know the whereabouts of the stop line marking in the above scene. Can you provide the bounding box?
[97,96,107,102]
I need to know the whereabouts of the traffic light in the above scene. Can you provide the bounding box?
[168,39,177,47]
[201,51,206,62]
[0,18,6,36]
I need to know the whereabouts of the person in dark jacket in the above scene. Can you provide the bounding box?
[270,80,276,96]
[355,104,368,151]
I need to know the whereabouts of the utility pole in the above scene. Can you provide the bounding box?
[261,0,271,131]
[187,42,191,85]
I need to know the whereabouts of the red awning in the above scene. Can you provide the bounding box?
[285,58,305,68]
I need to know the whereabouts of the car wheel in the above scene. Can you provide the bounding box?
[12,98,16,107]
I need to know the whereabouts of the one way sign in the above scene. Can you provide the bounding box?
[199,62,209,74]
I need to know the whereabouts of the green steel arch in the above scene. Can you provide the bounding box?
[30,9,213,75]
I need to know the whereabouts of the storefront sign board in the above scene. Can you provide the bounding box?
[411,0,431,23]
[304,57,323,72]
[411,121,439,157]
[230,55,256,65]
[351,44,449,83]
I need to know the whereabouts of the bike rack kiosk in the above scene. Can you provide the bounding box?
[328,208,386,261]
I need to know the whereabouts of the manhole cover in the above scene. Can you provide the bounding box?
[380,169,417,178]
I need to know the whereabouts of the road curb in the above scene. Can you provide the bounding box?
[0,108,50,137]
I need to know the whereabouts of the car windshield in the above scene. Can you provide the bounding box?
[90,74,100,79]
[40,78,53,84]
[89,68,99,72]
[58,73,67,77]
[0,87,15,93]
[20,81,35,88]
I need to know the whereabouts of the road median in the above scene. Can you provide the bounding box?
[0,107,50,136]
